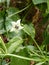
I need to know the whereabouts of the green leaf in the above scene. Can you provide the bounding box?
[23,23,35,39]
[36,62,44,65]
[6,36,23,53]
[32,0,46,5]
[26,45,36,52]
[15,45,25,53]
[0,37,7,53]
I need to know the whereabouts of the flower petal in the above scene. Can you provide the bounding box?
[18,26,23,30]
[16,19,21,26]
[10,27,16,32]
[11,22,16,27]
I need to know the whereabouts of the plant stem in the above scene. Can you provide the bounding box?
[3,2,7,30]
[0,54,43,62]
[7,3,32,18]
[33,38,44,56]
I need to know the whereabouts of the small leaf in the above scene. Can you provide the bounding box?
[26,45,36,52]
[23,23,35,39]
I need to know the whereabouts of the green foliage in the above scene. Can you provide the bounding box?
[0,37,7,53]
[7,36,23,53]
[10,49,30,65]
[0,0,49,65]
[23,23,35,39]
[32,0,46,5]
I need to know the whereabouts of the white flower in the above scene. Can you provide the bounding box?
[10,19,23,32]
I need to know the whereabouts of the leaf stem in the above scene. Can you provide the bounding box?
[33,38,44,56]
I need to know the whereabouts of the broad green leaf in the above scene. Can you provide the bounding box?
[32,0,46,5]
[7,36,23,53]
[23,23,35,39]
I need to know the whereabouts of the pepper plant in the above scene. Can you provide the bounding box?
[0,0,49,65]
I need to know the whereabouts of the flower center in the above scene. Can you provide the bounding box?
[15,25,19,29]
